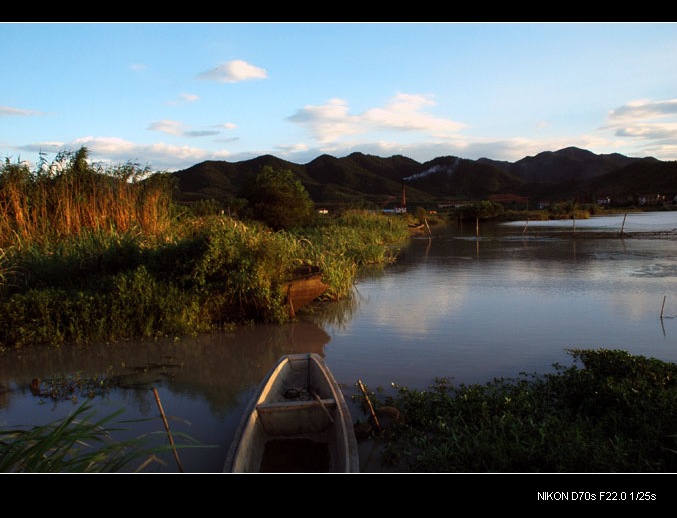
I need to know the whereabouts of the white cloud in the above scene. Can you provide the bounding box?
[603,99,677,159]
[288,98,361,143]
[149,119,227,139]
[129,63,147,71]
[166,93,200,106]
[67,136,231,170]
[364,93,465,135]
[148,120,184,136]
[614,123,677,140]
[184,130,220,138]
[179,93,199,103]
[274,142,309,154]
[281,96,677,162]
[635,141,677,160]
[71,136,137,155]
[0,106,42,116]
[609,99,677,121]
[197,60,268,83]
[287,93,465,144]
[214,123,237,130]
[18,141,65,153]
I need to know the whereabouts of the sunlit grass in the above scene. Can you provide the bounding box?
[0,151,410,348]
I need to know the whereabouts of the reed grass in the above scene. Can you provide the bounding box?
[297,210,409,299]
[0,148,173,249]
[0,402,167,473]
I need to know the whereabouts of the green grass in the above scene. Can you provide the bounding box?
[0,210,409,348]
[360,349,677,473]
[0,402,189,473]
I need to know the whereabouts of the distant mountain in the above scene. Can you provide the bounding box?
[171,147,676,209]
[585,159,677,199]
[407,156,522,198]
[173,155,305,203]
[481,147,651,184]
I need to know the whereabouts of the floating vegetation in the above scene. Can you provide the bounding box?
[114,362,183,390]
[29,361,184,402]
[30,371,117,402]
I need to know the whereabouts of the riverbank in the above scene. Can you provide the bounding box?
[355,348,677,473]
[0,211,410,349]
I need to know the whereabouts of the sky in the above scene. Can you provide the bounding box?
[2,22,677,172]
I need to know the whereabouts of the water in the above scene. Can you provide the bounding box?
[1,211,676,473]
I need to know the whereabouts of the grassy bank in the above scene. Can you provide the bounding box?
[360,349,677,473]
[0,152,410,349]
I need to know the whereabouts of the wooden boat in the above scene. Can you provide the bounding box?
[284,265,329,318]
[224,353,360,473]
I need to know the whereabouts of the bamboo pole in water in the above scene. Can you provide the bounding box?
[620,212,627,236]
[357,379,381,433]
[660,295,666,319]
[152,386,184,473]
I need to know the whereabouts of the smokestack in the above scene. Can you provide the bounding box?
[401,179,406,209]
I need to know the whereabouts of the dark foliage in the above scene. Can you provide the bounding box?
[239,166,315,230]
[372,349,677,473]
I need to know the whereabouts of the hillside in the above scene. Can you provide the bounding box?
[584,159,677,204]
[481,147,648,184]
[170,147,677,210]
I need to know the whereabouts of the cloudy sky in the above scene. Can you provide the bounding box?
[2,22,676,171]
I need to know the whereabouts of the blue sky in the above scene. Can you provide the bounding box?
[2,22,676,171]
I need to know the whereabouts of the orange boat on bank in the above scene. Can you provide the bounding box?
[284,265,329,318]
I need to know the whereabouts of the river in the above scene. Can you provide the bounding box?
[1,210,676,473]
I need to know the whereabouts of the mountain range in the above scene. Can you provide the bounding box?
[171,146,677,209]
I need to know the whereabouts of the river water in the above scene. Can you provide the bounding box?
[1,211,676,473]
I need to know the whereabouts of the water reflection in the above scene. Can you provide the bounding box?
[0,320,331,412]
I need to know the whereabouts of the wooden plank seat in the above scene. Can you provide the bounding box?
[255,398,337,435]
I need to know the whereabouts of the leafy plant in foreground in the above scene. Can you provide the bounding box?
[372,349,677,473]
[0,402,170,473]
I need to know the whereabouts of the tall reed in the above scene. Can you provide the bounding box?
[0,402,166,473]
[0,148,173,249]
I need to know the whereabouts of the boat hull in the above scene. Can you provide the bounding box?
[285,266,329,318]
[224,353,359,473]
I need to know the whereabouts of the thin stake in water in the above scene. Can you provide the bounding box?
[152,386,184,473]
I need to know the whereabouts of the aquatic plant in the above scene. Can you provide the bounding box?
[369,349,677,473]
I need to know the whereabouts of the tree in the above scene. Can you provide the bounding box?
[240,167,315,230]
[455,200,503,221]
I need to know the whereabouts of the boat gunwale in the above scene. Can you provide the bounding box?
[224,353,359,473]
